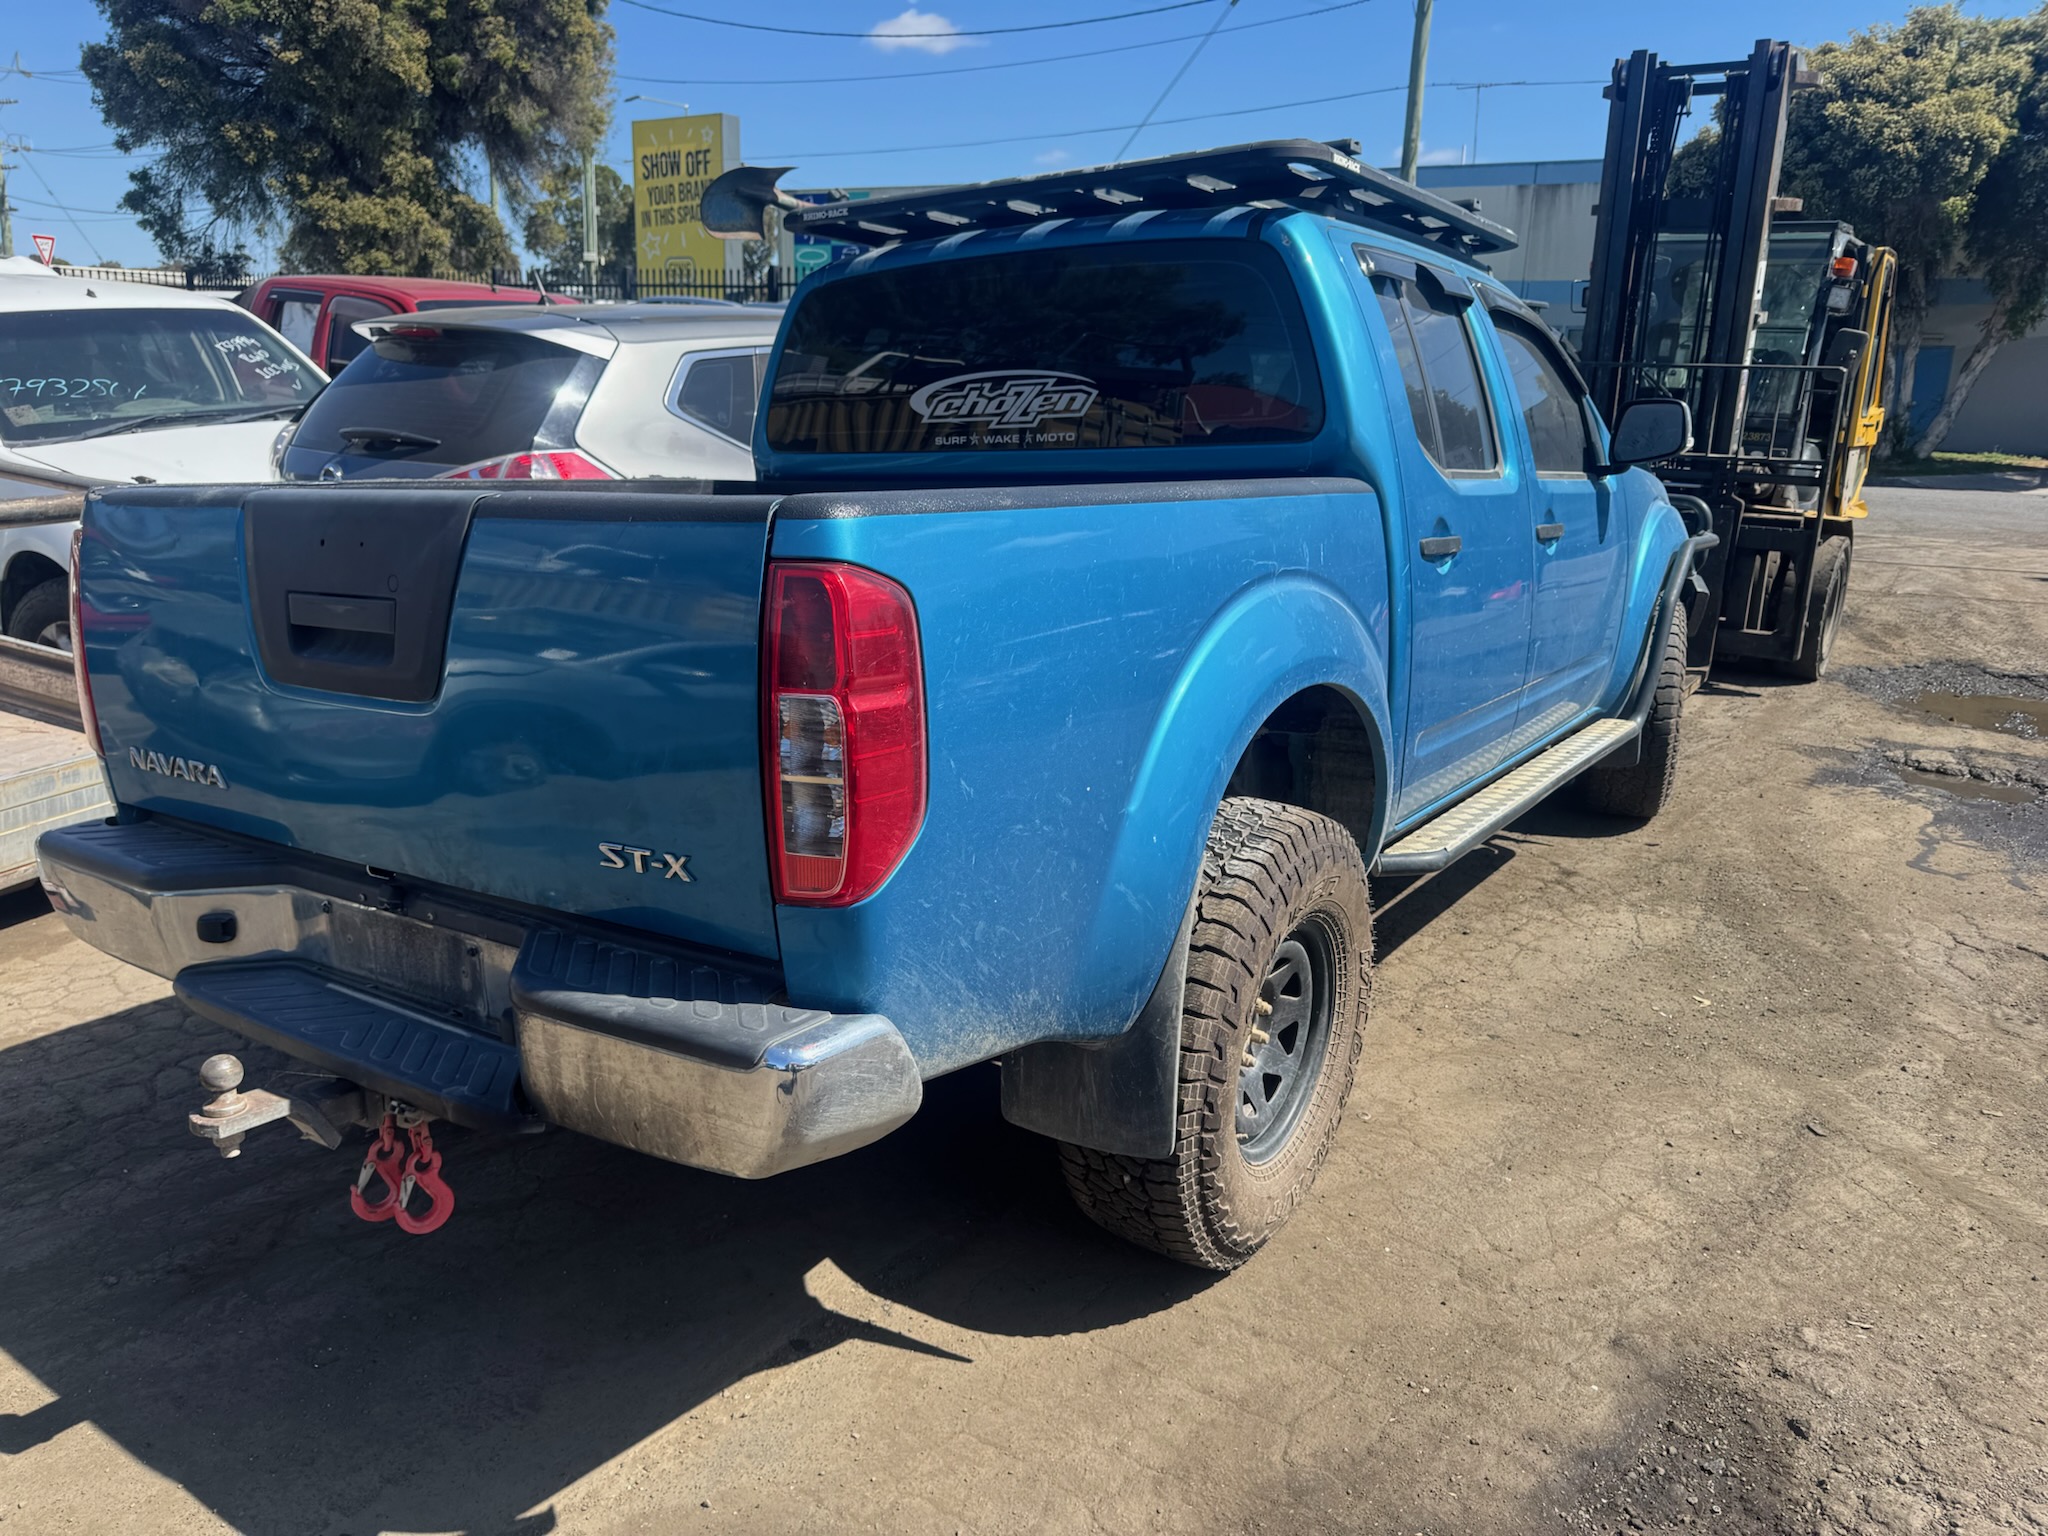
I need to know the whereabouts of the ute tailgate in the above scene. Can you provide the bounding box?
[79,483,782,959]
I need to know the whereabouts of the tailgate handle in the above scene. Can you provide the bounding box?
[288,592,397,636]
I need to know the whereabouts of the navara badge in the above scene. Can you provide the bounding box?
[128,746,229,790]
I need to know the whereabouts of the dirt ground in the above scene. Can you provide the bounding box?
[1,484,2044,1536]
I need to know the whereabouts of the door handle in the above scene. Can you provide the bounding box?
[1535,522,1566,542]
[1418,535,1462,561]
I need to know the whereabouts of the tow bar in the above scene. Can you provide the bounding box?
[189,1054,456,1236]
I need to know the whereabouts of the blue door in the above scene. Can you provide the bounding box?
[1488,310,1628,737]
[1355,254,1535,823]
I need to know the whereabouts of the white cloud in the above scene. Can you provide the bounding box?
[868,8,979,54]
[1033,149,1070,166]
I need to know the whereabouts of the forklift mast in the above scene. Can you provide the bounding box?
[1583,41,1806,448]
[1581,39,1895,678]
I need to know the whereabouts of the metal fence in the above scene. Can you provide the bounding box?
[41,264,798,304]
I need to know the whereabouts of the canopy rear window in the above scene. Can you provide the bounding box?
[765,240,1323,454]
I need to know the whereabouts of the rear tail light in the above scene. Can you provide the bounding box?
[763,561,926,906]
[68,526,104,756]
[435,450,616,481]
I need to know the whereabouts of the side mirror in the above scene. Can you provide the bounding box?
[1603,398,1692,472]
[1823,328,1869,373]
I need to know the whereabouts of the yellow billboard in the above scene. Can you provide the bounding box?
[632,114,740,288]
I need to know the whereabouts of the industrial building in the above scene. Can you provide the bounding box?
[1415,158,2046,456]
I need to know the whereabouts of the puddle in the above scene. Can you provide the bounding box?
[1894,766,2041,804]
[1909,691,2048,740]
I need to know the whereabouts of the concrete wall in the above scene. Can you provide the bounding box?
[1911,279,2048,455]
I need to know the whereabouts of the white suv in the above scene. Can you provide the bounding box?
[274,303,782,483]
[0,260,325,646]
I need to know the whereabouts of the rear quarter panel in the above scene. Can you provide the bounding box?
[769,480,1392,1076]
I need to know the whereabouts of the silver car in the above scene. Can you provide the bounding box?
[277,303,782,482]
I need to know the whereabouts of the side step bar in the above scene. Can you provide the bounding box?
[1376,718,1641,874]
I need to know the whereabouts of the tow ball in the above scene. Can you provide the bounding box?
[189,1054,455,1236]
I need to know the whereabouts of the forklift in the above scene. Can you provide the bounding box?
[1579,39,1898,680]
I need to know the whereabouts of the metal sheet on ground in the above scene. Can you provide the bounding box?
[0,709,109,889]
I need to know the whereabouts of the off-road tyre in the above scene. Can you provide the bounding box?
[4,577,68,651]
[1058,798,1373,1271]
[1782,534,1851,682]
[1577,598,1687,821]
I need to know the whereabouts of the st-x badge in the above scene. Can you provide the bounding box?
[598,843,693,881]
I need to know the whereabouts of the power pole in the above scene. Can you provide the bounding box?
[581,150,599,292]
[1399,0,1433,184]
[0,102,18,258]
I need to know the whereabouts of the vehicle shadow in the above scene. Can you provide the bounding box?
[0,998,1211,1536]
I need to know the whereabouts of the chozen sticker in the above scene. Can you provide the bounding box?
[908,370,1100,430]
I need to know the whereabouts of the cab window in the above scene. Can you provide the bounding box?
[1492,313,1597,476]
[1369,271,1498,475]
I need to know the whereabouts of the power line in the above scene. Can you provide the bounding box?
[756,75,1599,161]
[759,83,1409,161]
[1114,0,1243,160]
[13,194,133,216]
[15,154,105,262]
[612,0,1216,37]
[620,0,1371,86]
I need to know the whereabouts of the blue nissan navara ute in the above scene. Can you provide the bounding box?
[41,141,1707,1267]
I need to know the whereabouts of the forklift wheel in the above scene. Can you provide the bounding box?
[1784,535,1852,682]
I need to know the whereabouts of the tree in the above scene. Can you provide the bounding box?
[1912,13,2048,455]
[1776,7,2032,454]
[522,159,633,284]
[81,0,613,275]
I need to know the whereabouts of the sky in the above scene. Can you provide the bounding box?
[2,0,2039,270]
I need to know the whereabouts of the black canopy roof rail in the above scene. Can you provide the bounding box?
[704,139,1518,259]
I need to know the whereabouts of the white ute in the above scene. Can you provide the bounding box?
[0,257,324,646]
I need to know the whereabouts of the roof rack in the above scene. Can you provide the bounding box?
[714,140,1518,258]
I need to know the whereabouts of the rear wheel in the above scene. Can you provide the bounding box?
[1782,534,1851,682]
[1058,798,1372,1271]
[1577,598,1687,821]
[4,578,69,652]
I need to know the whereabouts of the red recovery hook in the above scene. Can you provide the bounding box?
[394,1118,454,1236]
[349,1113,407,1223]
[347,1108,454,1235]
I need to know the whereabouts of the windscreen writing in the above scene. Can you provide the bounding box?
[0,308,315,446]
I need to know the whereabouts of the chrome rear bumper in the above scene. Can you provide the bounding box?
[37,818,921,1177]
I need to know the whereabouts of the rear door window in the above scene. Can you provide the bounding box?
[286,328,590,472]
[765,240,1322,453]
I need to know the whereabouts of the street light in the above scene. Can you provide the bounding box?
[623,94,689,112]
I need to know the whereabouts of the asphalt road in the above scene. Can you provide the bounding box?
[1,483,2044,1536]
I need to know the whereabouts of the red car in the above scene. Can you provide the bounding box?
[237,275,577,376]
